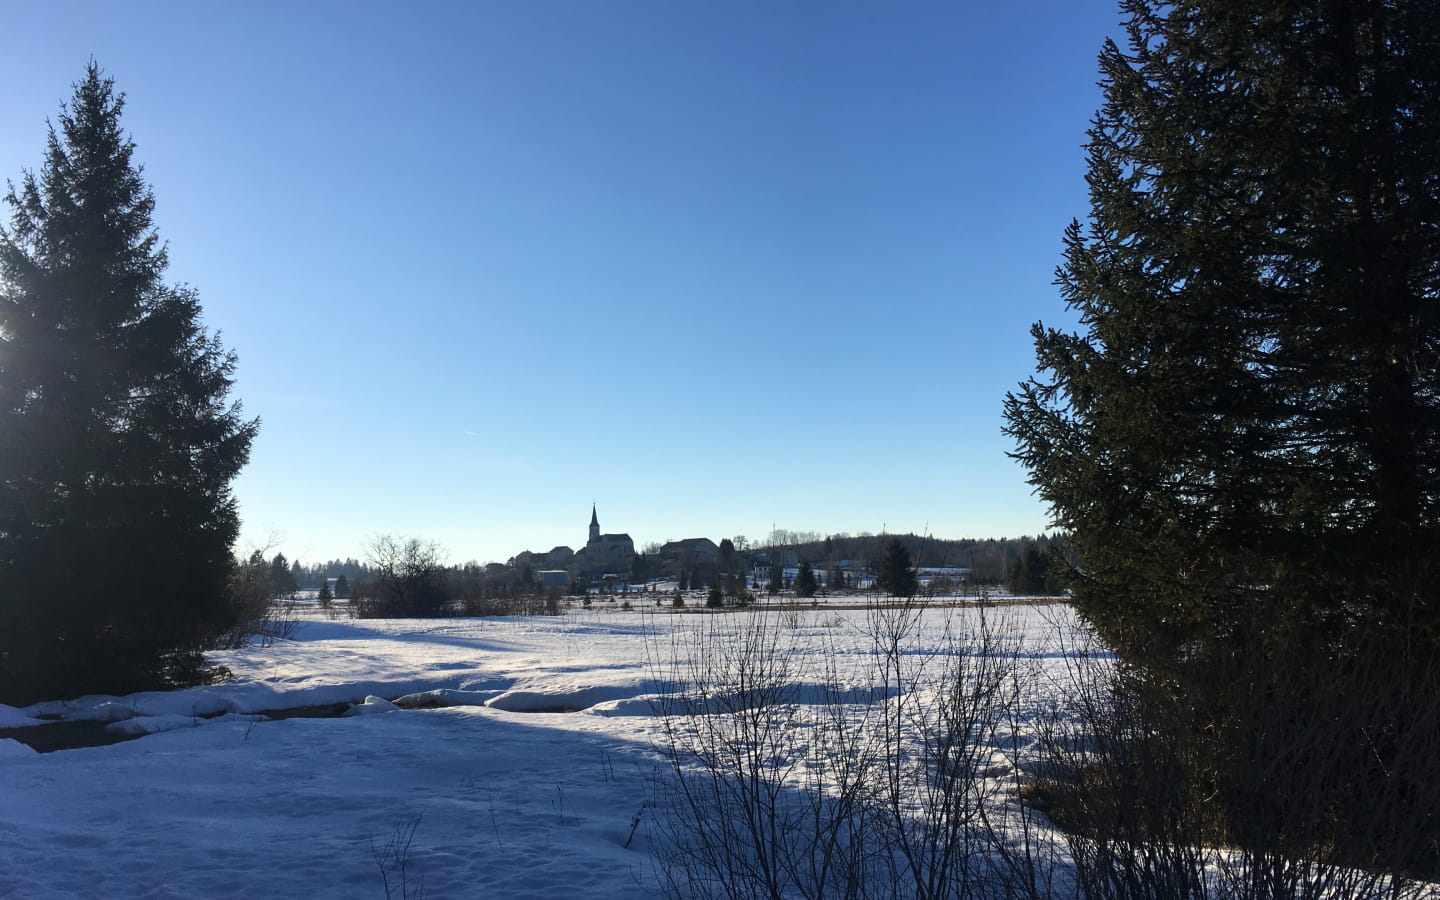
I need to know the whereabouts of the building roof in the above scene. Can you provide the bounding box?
[661,537,717,551]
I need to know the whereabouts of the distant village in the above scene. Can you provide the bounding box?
[277,507,1065,605]
[497,505,976,593]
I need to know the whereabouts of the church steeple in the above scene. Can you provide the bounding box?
[589,504,600,544]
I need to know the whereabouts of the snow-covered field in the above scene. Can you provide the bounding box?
[0,600,1131,900]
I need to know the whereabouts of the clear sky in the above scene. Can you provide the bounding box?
[2,1,1118,566]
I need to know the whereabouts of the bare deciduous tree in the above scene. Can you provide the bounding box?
[357,536,450,618]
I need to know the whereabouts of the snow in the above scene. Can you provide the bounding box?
[0,703,51,728]
[1,600,1413,898]
[0,603,1082,899]
[343,694,400,716]
[1,610,683,898]
[104,711,270,737]
[0,739,38,759]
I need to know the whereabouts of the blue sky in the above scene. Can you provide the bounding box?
[2,1,1118,566]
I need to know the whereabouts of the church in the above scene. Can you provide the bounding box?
[573,505,634,576]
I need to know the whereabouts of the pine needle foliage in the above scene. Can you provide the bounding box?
[1004,0,1440,678]
[1005,1,1440,875]
[876,538,918,599]
[0,65,258,703]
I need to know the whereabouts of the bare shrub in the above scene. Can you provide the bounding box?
[210,555,302,651]
[653,601,1440,900]
[1212,629,1440,899]
[371,814,424,900]
[455,589,562,617]
[650,610,875,898]
[1030,618,1440,900]
[1029,635,1217,900]
[353,536,449,618]
[864,601,1065,900]
[650,602,1065,899]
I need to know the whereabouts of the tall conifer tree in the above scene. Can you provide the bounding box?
[795,560,818,598]
[0,65,257,702]
[876,538,917,598]
[1005,0,1440,676]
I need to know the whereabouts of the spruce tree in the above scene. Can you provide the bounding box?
[1007,544,1051,596]
[270,552,297,598]
[1004,0,1440,677]
[0,65,257,703]
[717,538,736,576]
[876,538,917,598]
[795,561,818,598]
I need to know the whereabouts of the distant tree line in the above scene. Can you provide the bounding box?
[242,553,374,595]
[756,531,1074,589]
[1005,536,1070,596]
[241,529,1076,617]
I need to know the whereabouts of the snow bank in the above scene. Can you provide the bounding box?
[392,688,498,709]
[486,683,651,712]
[584,695,664,717]
[105,712,267,737]
[343,695,399,716]
[0,738,38,759]
[0,704,47,728]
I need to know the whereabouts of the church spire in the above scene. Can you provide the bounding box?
[589,504,600,544]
